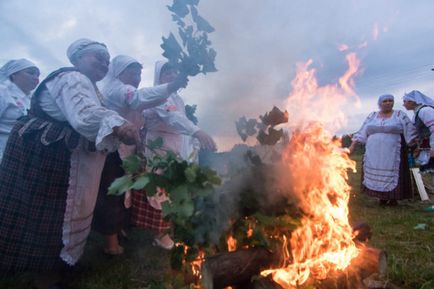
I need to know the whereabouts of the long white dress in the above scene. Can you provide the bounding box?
[0,79,31,161]
[353,110,416,194]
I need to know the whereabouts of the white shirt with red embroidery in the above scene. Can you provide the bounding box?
[143,92,200,160]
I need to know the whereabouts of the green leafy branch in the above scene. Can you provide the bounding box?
[161,0,217,76]
[236,106,289,145]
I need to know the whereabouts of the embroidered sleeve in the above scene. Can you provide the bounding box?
[45,72,126,152]
[397,110,417,144]
[352,112,375,144]
[143,95,200,136]
[123,83,170,111]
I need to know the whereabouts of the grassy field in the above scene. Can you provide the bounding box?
[1,153,433,289]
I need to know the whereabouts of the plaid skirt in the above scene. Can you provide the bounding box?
[131,190,171,233]
[0,117,72,274]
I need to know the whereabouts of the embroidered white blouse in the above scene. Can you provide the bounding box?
[353,110,416,192]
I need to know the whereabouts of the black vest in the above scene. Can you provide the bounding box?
[414,105,434,148]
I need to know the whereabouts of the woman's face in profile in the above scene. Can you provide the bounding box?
[403,100,417,111]
[380,98,394,112]
[11,67,40,93]
[119,64,142,88]
[78,50,110,82]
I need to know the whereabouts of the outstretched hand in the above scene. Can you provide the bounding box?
[167,74,189,94]
[114,123,139,145]
[193,130,217,152]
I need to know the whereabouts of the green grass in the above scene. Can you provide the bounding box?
[348,154,434,289]
[1,153,433,289]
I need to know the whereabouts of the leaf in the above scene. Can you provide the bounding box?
[108,175,133,196]
[167,0,189,18]
[256,127,284,145]
[161,200,172,217]
[259,106,289,127]
[147,137,164,150]
[130,175,150,190]
[145,180,157,196]
[161,33,183,62]
[178,200,194,218]
[203,167,221,185]
[170,185,189,203]
[172,14,185,28]
[122,154,143,174]
[185,166,197,183]
[185,104,198,125]
[195,14,215,33]
[236,116,257,142]
[202,48,218,73]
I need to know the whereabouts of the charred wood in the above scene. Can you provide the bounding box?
[201,247,280,289]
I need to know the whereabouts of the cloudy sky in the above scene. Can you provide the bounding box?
[1,0,434,151]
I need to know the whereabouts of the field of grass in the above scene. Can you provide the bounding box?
[0,153,433,289]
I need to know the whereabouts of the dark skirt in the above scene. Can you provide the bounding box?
[131,190,171,234]
[0,117,71,274]
[420,157,434,174]
[362,136,413,200]
[92,151,129,235]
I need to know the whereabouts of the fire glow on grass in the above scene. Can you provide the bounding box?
[260,51,361,288]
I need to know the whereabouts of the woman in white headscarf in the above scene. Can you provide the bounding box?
[0,58,40,160]
[93,55,187,255]
[0,39,137,289]
[403,90,434,187]
[349,94,417,206]
[131,61,216,250]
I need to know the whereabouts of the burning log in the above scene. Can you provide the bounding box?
[272,247,386,289]
[201,247,280,289]
[201,245,386,289]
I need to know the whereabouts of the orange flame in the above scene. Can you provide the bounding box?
[261,52,361,288]
[192,249,205,280]
[227,235,237,252]
[247,227,253,238]
[284,53,360,133]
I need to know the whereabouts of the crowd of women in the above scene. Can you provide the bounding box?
[0,38,216,289]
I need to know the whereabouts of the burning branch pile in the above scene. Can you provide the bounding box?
[260,123,360,288]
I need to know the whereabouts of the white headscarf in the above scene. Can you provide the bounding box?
[0,58,38,82]
[377,94,394,107]
[153,61,166,86]
[106,55,141,80]
[66,38,109,65]
[403,90,434,106]
[100,55,141,91]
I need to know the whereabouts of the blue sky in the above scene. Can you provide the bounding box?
[1,0,434,150]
